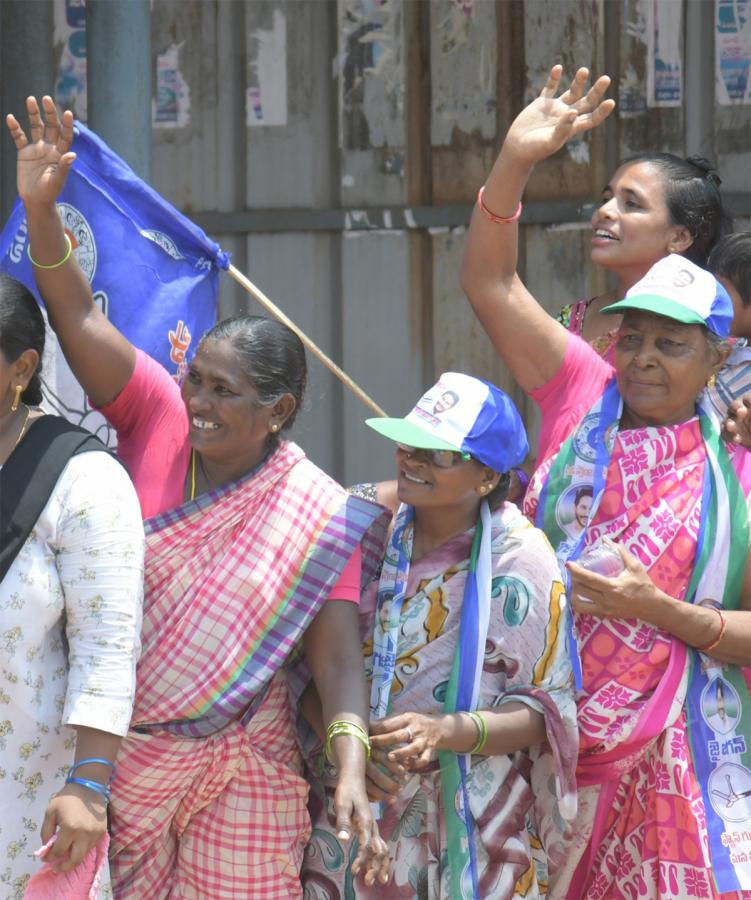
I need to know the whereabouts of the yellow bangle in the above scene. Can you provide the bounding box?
[325,719,371,762]
[467,711,488,755]
[28,233,72,269]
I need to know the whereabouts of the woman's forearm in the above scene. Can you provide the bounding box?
[303,600,370,773]
[24,200,136,406]
[69,725,123,789]
[646,591,751,667]
[437,702,546,757]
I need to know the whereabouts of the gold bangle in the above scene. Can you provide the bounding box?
[325,719,371,762]
[27,233,73,269]
[696,607,726,655]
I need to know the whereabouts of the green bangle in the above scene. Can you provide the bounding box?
[467,711,488,755]
[28,233,73,269]
[325,719,371,762]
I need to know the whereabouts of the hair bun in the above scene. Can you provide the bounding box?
[686,155,722,187]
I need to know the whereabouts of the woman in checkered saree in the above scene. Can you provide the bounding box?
[13,97,391,899]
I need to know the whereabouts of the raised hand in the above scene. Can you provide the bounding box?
[6,95,76,208]
[503,65,615,167]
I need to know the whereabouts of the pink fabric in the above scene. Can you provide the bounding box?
[329,544,361,603]
[525,342,751,898]
[97,348,358,601]
[24,833,109,900]
[111,675,310,900]
[97,349,189,520]
[530,333,613,464]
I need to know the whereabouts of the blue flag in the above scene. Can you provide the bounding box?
[0,122,229,440]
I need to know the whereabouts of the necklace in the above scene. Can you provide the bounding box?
[10,404,31,452]
[190,449,197,500]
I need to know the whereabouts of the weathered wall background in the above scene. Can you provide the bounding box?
[2,0,750,483]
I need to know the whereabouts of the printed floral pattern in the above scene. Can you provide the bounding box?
[0,451,143,897]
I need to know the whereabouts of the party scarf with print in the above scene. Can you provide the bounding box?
[369,500,493,900]
[536,377,751,894]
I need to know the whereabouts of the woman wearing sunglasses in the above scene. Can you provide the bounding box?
[302,373,577,900]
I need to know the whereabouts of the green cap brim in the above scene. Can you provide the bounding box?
[365,417,460,452]
[600,294,707,327]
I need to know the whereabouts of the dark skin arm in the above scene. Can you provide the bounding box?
[369,703,545,770]
[303,600,390,887]
[41,727,121,872]
[459,65,614,392]
[7,96,135,406]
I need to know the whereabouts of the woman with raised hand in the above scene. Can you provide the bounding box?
[7,97,390,898]
[462,65,751,899]
[303,374,577,900]
[0,275,143,897]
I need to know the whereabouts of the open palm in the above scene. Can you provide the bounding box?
[504,66,615,165]
[6,95,76,207]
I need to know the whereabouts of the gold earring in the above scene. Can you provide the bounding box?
[10,384,23,412]
[479,485,488,495]
[270,423,279,433]
[707,373,717,389]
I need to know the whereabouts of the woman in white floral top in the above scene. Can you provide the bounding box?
[0,275,144,899]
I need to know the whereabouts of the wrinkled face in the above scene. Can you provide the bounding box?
[181,337,279,470]
[614,311,720,427]
[574,494,592,528]
[394,444,492,513]
[590,162,686,277]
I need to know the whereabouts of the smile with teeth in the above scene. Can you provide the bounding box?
[192,417,221,431]
[594,229,617,240]
[402,472,429,485]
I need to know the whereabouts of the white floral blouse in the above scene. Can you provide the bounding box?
[0,450,144,899]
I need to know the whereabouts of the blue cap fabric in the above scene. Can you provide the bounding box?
[601,255,733,338]
[366,372,529,473]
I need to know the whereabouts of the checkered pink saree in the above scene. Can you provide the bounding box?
[109,441,388,898]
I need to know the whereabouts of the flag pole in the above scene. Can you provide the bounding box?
[227,264,388,418]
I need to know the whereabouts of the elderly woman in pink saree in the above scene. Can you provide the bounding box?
[461,64,751,899]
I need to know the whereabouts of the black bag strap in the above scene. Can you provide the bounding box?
[0,416,115,583]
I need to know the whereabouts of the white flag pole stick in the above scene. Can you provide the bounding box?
[227,264,388,418]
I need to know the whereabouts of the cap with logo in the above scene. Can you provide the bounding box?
[600,254,733,338]
[366,372,529,473]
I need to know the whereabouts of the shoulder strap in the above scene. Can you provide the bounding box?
[0,416,115,582]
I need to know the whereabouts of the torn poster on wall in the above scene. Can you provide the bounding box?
[153,43,191,128]
[647,0,683,107]
[716,0,751,105]
[247,9,288,126]
[337,0,405,150]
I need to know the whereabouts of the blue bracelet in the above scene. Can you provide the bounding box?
[69,757,115,773]
[65,776,112,801]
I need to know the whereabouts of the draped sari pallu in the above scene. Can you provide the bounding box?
[527,379,751,899]
[109,442,389,896]
[303,503,578,900]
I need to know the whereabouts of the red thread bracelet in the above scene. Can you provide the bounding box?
[696,607,726,655]
[477,186,523,224]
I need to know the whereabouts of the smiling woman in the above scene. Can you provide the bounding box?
[302,374,578,900]
[9,94,392,898]
[461,63,751,900]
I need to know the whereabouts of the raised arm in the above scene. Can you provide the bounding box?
[7,96,136,407]
[460,65,615,392]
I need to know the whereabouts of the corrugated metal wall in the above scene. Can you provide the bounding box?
[4,0,750,485]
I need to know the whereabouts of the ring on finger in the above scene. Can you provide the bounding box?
[405,726,413,742]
